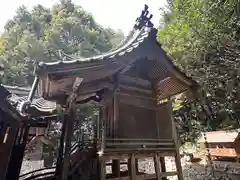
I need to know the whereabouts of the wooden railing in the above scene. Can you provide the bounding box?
[97,138,175,152]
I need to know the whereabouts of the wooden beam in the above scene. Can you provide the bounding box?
[117,92,157,109]
[105,141,174,146]
[119,75,152,89]
[119,85,153,96]
[107,172,177,180]
[78,79,114,95]
[48,63,121,81]
[50,78,114,98]
[112,160,120,177]
[113,73,119,138]
[105,147,175,152]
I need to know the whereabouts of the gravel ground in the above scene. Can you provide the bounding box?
[20,156,240,180]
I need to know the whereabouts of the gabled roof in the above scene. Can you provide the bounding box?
[34,5,198,101]
[2,85,56,116]
[198,129,240,143]
[3,85,32,96]
[0,85,23,121]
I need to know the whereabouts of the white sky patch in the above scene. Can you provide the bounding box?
[0,0,167,35]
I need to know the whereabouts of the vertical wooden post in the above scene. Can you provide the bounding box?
[112,73,120,178]
[96,110,100,140]
[0,123,7,143]
[100,158,106,180]
[112,159,120,177]
[100,106,106,154]
[168,102,184,180]
[154,153,161,180]
[173,129,184,180]
[61,110,74,180]
[6,125,30,180]
[113,73,119,138]
[130,154,136,180]
[159,157,167,180]
[135,158,139,174]
[55,113,67,176]
[0,122,18,180]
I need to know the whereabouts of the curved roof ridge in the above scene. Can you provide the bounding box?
[38,28,143,67]
[2,84,31,91]
[37,5,154,68]
[109,29,136,52]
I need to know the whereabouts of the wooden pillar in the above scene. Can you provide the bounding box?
[159,157,166,180]
[154,153,161,180]
[135,158,138,174]
[0,122,7,143]
[0,122,19,180]
[100,106,106,153]
[55,113,67,176]
[128,154,136,180]
[169,102,184,180]
[61,110,74,180]
[100,159,106,180]
[112,160,120,177]
[111,74,120,178]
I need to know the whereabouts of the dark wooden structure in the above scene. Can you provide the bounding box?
[198,130,240,162]
[0,85,25,180]
[4,85,57,146]
[23,5,198,180]
[0,85,58,180]
[0,5,199,180]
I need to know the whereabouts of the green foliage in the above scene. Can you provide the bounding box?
[0,1,124,86]
[158,0,240,142]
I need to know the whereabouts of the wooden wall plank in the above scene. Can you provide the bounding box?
[119,75,152,89]
[117,93,156,110]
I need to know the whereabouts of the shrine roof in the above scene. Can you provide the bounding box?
[0,85,23,120]
[2,85,56,116]
[34,5,198,101]
[35,5,195,83]
[36,27,152,73]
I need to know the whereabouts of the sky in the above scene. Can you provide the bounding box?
[0,0,167,35]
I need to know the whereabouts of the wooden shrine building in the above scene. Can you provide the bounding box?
[0,5,199,180]
[23,5,198,180]
[198,130,240,162]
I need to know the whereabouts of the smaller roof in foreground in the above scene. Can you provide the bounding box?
[198,129,240,143]
[0,85,23,121]
[2,85,57,115]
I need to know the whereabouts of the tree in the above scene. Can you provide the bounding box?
[0,1,124,86]
[158,0,240,141]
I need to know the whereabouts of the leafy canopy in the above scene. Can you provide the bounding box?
[0,0,124,86]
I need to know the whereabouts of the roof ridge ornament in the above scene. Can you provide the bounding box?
[134,4,153,30]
